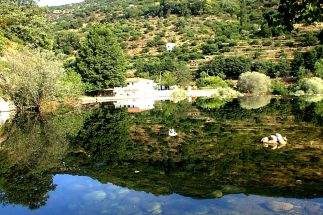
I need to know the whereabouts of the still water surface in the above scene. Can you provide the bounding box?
[0,96,322,215]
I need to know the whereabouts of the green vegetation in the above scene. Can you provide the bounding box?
[196,75,228,89]
[300,77,323,95]
[0,0,322,107]
[74,25,128,91]
[238,72,272,94]
[0,48,83,109]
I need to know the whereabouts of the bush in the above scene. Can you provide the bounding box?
[272,80,289,95]
[301,77,323,95]
[249,40,260,45]
[252,60,275,75]
[238,72,272,94]
[263,40,272,46]
[196,76,228,89]
[1,48,84,109]
[286,41,294,47]
[259,23,272,38]
[198,56,251,79]
[314,59,323,78]
[202,43,218,54]
[302,32,318,46]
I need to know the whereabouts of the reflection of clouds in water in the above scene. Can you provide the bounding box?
[47,175,323,215]
[240,96,271,110]
[83,190,107,201]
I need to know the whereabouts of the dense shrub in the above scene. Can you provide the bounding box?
[301,77,323,95]
[1,48,83,109]
[252,60,275,74]
[286,41,294,47]
[259,23,272,38]
[302,32,318,46]
[314,59,323,78]
[238,72,272,94]
[196,76,228,89]
[202,43,219,55]
[198,56,251,79]
[272,80,289,95]
[292,45,323,77]
[263,40,272,46]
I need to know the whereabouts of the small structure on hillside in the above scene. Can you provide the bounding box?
[166,42,175,52]
[113,78,157,98]
[53,10,62,14]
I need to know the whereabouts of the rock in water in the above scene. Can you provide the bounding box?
[261,137,269,143]
[269,135,278,142]
[275,133,287,144]
[265,201,294,212]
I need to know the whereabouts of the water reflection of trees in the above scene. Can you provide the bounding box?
[67,100,322,199]
[0,111,87,209]
[199,97,323,126]
[0,98,321,209]
[72,105,131,162]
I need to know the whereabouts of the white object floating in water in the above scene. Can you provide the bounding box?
[134,170,140,174]
[169,128,177,137]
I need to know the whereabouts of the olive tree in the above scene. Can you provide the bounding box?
[238,72,272,94]
[1,48,83,109]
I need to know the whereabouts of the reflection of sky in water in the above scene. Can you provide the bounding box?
[1,174,322,215]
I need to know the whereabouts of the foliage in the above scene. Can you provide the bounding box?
[291,45,323,77]
[300,77,323,95]
[53,31,80,55]
[314,59,323,78]
[198,56,251,79]
[238,72,272,94]
[302,32,318,46]
[74,24,128,91]
[73,106,131,162]
[272,80,289,95]
[278,0,323,31]
[196,76,228,89]
[0,0,51,48]
[196,97,231,109]
[1,48,82,109]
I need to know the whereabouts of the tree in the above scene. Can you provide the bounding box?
[73,106,131,162]
[53,31,80,55]
[198,56,251,79]
[314,59,323,78]
[239,0,247,30]
[238,72,272,94]
[75,25,127,91]
[278,0,323,31]
[0,0,50,48]
[1,48,83,109]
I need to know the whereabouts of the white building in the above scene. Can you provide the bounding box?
[166,42,175,52]
[114,98,155,112]
[113,78,157,98]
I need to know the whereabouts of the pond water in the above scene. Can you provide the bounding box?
[0,96,322,215]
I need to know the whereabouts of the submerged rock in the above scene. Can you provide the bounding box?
[264,201,294,212]
[261,133,287,149]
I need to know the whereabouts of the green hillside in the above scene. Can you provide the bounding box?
[0,0,322,107]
